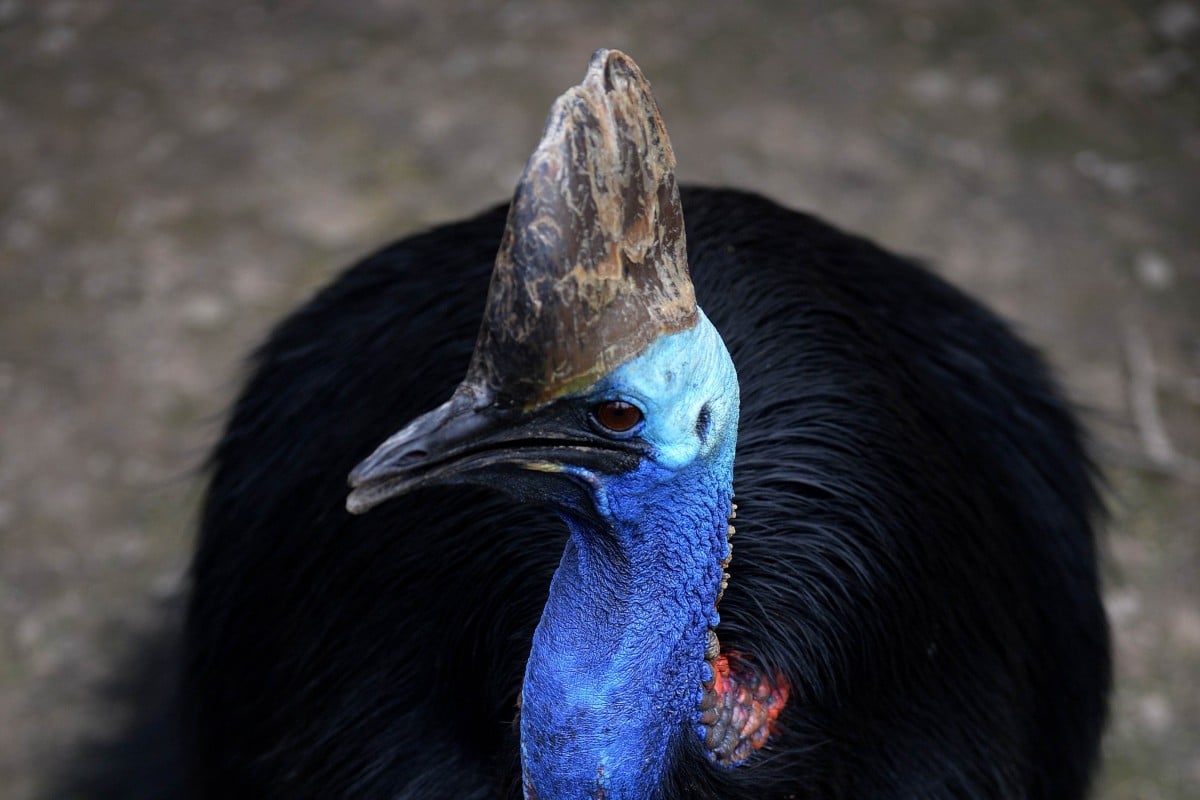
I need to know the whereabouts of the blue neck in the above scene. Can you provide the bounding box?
[519,454,733,799]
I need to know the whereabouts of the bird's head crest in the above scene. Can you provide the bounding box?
[464,48,698,409]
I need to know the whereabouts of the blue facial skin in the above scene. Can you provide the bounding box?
[519,309,740,799]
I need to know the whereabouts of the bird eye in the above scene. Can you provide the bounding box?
[591,400,644,433]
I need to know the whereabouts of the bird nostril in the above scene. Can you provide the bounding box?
[398,448,428,463]
[350,447,430,486]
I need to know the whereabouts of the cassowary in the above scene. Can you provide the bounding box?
[184,50,1109,798]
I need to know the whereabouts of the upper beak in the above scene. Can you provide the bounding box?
[346,387,495,514]
[345,386,641,515]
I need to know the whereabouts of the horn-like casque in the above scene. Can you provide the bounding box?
[464,49,697,409]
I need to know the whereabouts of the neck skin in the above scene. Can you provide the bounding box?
[519,453,734,799]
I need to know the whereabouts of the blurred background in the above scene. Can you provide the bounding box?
[0,1,1197,798]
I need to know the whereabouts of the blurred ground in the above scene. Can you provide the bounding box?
[1,1,1197,798]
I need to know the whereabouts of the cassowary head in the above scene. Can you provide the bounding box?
[347,50,781,799]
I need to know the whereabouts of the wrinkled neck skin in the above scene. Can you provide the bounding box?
[520,318,738,799]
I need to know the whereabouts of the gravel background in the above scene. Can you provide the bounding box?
[1,1,1197,798]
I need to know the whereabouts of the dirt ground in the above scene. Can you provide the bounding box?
[1,1,1197,798]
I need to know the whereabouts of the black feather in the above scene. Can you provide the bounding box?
[107,188,1107,798]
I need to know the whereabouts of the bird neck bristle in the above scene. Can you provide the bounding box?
[699,497,791,766]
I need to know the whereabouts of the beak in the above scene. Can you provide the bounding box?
[345,386,643,515]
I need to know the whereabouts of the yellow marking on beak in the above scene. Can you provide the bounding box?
[520,461,564,473]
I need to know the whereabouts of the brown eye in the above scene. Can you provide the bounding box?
[592,400,643,433]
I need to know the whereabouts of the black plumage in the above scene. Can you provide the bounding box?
[176,187,1109,798]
